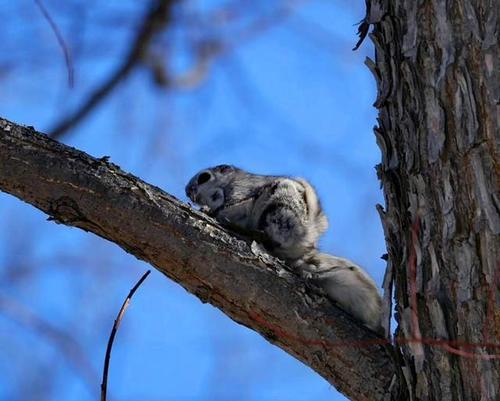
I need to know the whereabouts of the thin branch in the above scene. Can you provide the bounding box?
[101,270,151,401]
[49,0,176,139]
[34,0,75,88]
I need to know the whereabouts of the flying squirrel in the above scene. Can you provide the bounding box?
[186,164,383,333]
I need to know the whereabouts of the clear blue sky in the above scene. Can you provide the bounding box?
[0,1,385,400]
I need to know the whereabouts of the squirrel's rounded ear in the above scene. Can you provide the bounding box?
[215,164,234,174]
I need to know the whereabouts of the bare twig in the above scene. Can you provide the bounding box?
[49,0,176,139]
[101,270,151,401]
[34,0,74,87]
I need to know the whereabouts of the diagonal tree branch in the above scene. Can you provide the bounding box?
[0,117,401,401]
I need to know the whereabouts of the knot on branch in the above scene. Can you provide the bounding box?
[48,196,86,225]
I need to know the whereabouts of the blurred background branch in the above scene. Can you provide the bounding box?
[0,293,100,398]
[49,0,177,139]
[34,0,75,88]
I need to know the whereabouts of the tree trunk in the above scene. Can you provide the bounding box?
[369,0,499,400]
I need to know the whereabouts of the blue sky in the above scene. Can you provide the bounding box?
[0,1,385,400]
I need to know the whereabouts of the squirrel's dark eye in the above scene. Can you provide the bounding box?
[197,172,211,185]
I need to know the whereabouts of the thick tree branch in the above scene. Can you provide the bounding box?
[0,117,400,401]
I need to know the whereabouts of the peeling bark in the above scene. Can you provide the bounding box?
[0,118,401,401]
[369,0,499,400]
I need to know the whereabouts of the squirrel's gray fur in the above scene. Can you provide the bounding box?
[186,164,382,333]
[186,164,328,261]
[295,253,382,333]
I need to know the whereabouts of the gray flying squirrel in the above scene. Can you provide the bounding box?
[185,164,382,333]
[185,164,328,261]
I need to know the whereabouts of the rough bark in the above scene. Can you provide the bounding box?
[368,0,499,400]
[0,117,400,401]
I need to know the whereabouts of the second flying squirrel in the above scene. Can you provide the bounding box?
[185,164,383,333]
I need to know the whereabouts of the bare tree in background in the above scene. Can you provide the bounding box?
[0,1,499,401]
